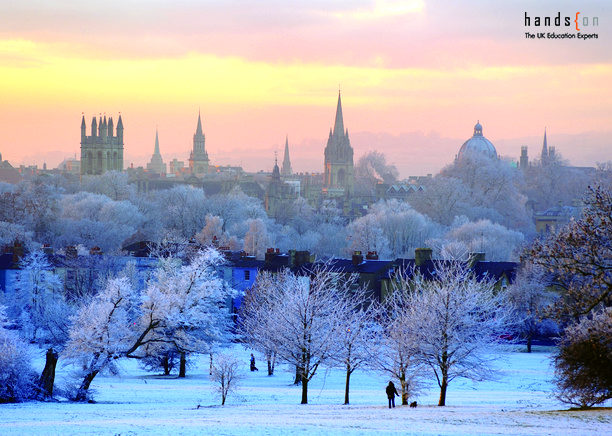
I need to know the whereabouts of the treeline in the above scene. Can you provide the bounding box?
[3,151,609,262]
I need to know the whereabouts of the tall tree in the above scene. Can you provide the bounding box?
[239,266,354,404]
[324,284,378,405]
[392,260,513,406]
[506,263,558,352]
[526,185,612,321]
[525,185,612,407]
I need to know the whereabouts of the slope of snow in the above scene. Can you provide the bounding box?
[0,345,610,435]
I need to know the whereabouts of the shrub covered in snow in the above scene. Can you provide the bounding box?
[553,308,612,408]
[0,320,38,403]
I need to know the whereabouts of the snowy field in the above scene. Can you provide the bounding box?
[1,345,610,436]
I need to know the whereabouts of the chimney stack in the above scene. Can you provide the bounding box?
[414,248,432,266]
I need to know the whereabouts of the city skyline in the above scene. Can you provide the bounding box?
[1,1,611,178]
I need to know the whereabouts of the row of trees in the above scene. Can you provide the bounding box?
[239,260,516,406]
[3,149,608,263]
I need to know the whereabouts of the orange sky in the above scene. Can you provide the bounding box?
[0,1,611,177]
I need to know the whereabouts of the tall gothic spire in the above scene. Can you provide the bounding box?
[281,135,292,175]
[333,90,345,137]
[541,128,548,159]
[154,129,160,155]
[196,110,204,136]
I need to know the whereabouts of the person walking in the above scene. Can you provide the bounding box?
[250,353,259,372]
[386,381,399,408]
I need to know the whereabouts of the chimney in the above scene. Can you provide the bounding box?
[12,241,24,263]
[365,251,378,260]
[66,246,77,260]
[468,252,485,267]
[414,248,432,266]
[352,251,364,266]
[265,248,276,263]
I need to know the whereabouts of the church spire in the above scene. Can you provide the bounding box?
[196,110,204,136]
[541,128,548,159]
[281,135,292,175]
[333,90,345,137]
[154,128,160,155]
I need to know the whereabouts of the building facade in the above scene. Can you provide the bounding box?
[80,114,124,175]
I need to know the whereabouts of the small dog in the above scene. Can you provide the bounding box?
[409,401,418,408]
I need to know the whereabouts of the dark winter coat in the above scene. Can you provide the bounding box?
[386,382,399,399]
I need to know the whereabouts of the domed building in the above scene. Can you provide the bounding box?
[457,121,497,160]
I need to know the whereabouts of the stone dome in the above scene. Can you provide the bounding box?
[457,121,497,159]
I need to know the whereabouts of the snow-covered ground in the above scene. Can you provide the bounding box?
[1,345,610,436]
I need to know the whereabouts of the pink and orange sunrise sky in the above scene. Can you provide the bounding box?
[0,0,611,177]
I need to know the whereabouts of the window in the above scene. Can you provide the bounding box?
[244,270,251,281]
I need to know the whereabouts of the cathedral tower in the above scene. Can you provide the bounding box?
[80,113,124,175]
[323,91,354,196]
[189,111,209,176]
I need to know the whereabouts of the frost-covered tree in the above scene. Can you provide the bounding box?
[81,171,135,201]
[0,306,37,403]
[210,352,243,406]
[409,176,469,226]
[149,185,208,239]
[13,250,68,344]
[0,179,60,244]
[345,214,390,258]
[375,283,426,405]
[63,276,137,401]
[506,263,558,352]
[526,185,612,321]
[239,266,353,404]
[195,214,228,247]
[243,218,270,259]
[443,218,525,262]
[525,185,612,408]
[136,250,236,377]
[238,271,279,376]
[329,287,381,405]
[366,200,442,258]
[553,307,612,408]
[54,192,144,252]
[410,154,532,233]
[207,187,267,234]
[523,152,591,212]
[63,249,233,400]
[392,260,513,406]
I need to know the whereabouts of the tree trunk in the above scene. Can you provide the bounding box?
[266,351,276,376]
[438,349,449,406]
[526,333,532,353]
[179,352,187,378]
[399,376,409,405]
[344,366,352,405]
[301,375,309,404]
[438,375,448,406]
[38,348,58,399]
[162,356,171,375]
[294,365,302,385]
[75,369,99,402]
